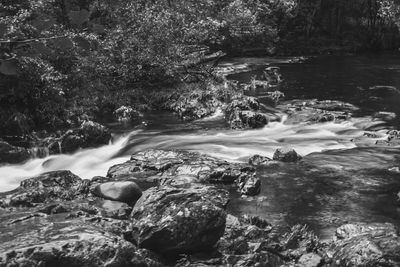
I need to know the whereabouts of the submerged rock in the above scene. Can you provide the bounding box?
[329,223,400,266]
[273,148,302,162]
[0,141,31,164]
[131,185,229,255]
[0,170,90,207]
[92,181,142,205]
[248,154,273,165]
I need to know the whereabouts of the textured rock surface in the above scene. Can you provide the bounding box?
[0,170,90,207]
[93,181,142,204]
[273,148,302,162]
[225,96,271,129]
[0,212,157,267]
[108,149,259,196]
[60,120,111,153]
[329,223,400,267]
[131,185,229,255]
[278,99,357,124]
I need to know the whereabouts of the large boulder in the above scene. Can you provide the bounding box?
[92,181,142,205]
[60,121,111,153]
[107,149,259,196]
[0,212,156,267]
[329,223,400,266]
[225,96,271,129]
[0,141,31,164]
[0,170,90,207]
[131,185,229,255]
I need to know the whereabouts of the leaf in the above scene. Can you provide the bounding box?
[68,9,90,26]
[0,23,7,37]
[73,36,91,50]
[32,17,56,32]
[53,37,74,51]
[0,59,18,76]
[92,23,105,34]
[31,41,52,56]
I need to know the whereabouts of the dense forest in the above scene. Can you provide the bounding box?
[0,0,400,135]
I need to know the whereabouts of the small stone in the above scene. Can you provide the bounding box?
[297,253,323,267]
[93,181,142,204]
[273,148,302,162]
[248,155,272,165]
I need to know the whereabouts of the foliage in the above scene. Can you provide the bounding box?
[0,0,399,135]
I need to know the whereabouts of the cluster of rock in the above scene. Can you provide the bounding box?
[278,99,359,124]
[375,130,400,146]
[107,149,260,196]
[224,96,281,129]
[1,148,399,266]
[0,120,111,164]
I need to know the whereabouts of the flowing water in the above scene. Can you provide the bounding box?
[1,52,400,238]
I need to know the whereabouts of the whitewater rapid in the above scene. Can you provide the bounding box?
[0,114,389,192]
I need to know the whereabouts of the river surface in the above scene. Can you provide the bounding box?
[1,52,400,239]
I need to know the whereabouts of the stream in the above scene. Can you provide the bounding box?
[1,52,399,239]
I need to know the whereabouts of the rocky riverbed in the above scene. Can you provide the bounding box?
[1,146,400,266]
[1,54,400,266]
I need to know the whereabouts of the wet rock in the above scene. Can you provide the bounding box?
[131,185,229,255]
[373,111,397,121]
[114,105,142,122]
[329,223,400,267]
[0,214,153,267]
[273,148,302,162]
[297,253,323,267]
[92,181,142,204]
[278,99,356,124]
[248,154,272,165]
[0,141,31,164]
[258,90,285,107]
[237,175,261,196]
[97,199,133,220]
[108,149,257,195]
[375,130,400,146]
[0,170,90,207]
[61,120,111,153]
[217,215,320,266]
[228,109,269,129]
[335,223,398,240]
[225,96,271,129]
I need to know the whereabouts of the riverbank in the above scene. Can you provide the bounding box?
[1,54,400,266]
